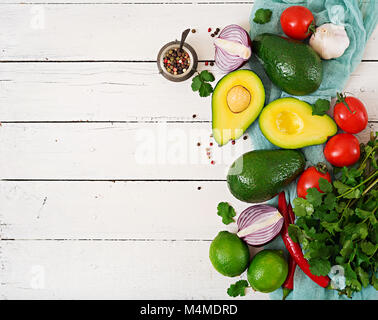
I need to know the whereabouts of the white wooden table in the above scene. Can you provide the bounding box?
[0,1,377,300]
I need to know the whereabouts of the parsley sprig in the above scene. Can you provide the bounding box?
[191,70,215,97]
[290,132,378,298]
[253,8,272,24]
[227,280,249,297]
[217,202,236,225]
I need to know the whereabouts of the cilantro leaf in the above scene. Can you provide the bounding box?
[321,221,341,234]
[360,241,377,256]
[333,181,350,195]
[191,75,202,91]
[324,193,337,210]
[217,202,236,225]
[341,167,362,186]
[308,258,331,276]
[227,280,249,297]
[200,70,215,82]
[293,198,314,217]
[319,178,333,193]
[253,8,272,24]
[372,274,378,290]
[340,239,354,258]
[356,267,369,288]
[306,188,323,207]
[288,224,304,243]
[304,240,332,260]
[191,71,215,98]
[199,82,213,97]
[355,208,372,220]
[312,99,330,116]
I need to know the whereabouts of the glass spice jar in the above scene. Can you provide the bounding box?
[157,41,198,82]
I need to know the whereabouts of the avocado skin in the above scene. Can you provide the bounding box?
[252,33,322,96]
[227,149,305,203]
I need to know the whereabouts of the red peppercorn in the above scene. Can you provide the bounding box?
[208,28,212,32]
[211,160,215,165]
[231,140,235,145]
[205,61,208,66]
[210,142,213,146]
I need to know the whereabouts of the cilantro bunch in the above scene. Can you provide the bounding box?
[289,133,378,298]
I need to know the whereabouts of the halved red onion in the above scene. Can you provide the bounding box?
[237,204,284,246]
[214,24,252,72]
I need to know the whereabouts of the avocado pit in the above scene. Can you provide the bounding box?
[227,85,251,113]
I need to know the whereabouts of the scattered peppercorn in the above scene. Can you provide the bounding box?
[205,61,209,66]
[211,33,215,37]
[231,140,235,145]
[243,135,248,140]
[210,142,213,146]
[197,186,202,190]
[197,142,201,147]
[211,160,215,165]
[191,29,196,33]
[163,47,190,75]
[192,114,197,118]
[210,61,214,66]
[208,28,212,32]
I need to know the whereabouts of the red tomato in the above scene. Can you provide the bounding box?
[324,133,360,167]
[297,165,332,199]
[280,6,315,40]
[333,96,368,134]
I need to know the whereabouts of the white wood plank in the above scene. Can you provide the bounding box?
[0,122,250,180]
[0,240,268,299]
[0,3,376,61]
[1,122,375,180]
[0,61,377,122]
[0,181,245,239]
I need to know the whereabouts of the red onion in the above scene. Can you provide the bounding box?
[237,204,284,246]
[214,24,252,72]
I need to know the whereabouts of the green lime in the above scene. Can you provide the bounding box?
[209,231,250,277]
[247,249,288,293]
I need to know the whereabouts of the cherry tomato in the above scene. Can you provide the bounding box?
[297,164,332,199]
[333,95,368,134]
[324,133,360,167]
[280,6,315,40]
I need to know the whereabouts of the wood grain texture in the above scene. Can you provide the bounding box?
[0,61,377,122]
[0,3,376,61]
[0,240,267,300]
[0,181,243,240]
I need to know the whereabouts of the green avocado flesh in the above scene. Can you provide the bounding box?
[227,149,305,203]
[252,33,322,96]
[212,69,265,146]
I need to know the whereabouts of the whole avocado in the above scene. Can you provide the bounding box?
[253,33,322,96]
[227,149,305,203]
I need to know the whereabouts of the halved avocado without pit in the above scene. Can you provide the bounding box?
[259,97,337,149]
[212,69,265,146]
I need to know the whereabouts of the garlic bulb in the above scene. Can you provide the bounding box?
[309,23,350,60]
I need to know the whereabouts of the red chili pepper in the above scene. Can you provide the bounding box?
[279,192,330,289]
[279,192,296,300]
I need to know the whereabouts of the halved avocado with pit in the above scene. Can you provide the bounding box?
[212,70,265,146]
[259,97,337,149]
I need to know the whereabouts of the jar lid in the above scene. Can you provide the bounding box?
[157,41,198,82]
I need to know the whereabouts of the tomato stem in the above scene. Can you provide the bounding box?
[315,162,328,175]
[336,92,356,114]
[307,21,316,35]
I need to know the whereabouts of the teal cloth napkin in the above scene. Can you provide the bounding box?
[246,0,378,299]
